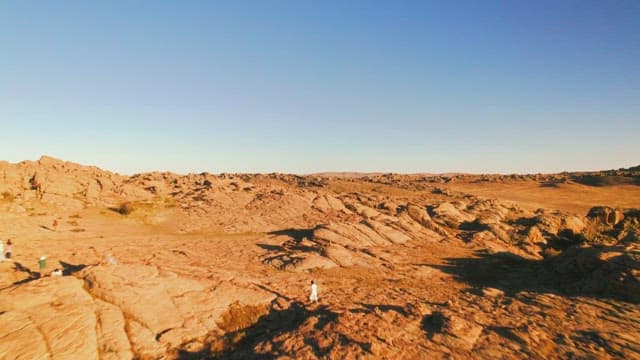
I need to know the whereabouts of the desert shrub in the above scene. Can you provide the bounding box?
[68,220,79,226]
[1,191,15,202]
[69,213,81,219]
[307,266,324,274]
[70,228,86,232]
[216,302,268,333]
[194,302,269,356]
[117,202,135,215]
[163,197,177,208]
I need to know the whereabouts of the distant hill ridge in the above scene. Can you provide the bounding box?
[1,155,638,177]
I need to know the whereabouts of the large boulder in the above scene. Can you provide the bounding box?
[431,202,475,228]
[587,206,625,227]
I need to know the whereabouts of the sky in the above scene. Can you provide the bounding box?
[1,1,639,175]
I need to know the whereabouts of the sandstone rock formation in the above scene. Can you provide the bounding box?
[0,156,638,359]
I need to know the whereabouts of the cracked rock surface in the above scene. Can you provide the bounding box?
[0,157,639,359]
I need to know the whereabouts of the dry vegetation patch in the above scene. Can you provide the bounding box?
[115,201,135,215]
[1,191,15,202]
[217,302,269,333]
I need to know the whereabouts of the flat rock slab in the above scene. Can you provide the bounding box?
[0,277,99,360]
[0,264,277,359]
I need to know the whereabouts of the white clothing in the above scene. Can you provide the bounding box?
[309,283,318,302]
[0,242,4,261]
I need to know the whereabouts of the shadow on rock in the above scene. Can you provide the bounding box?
[459,219,490,232]
[268,228,315,243]
[265,228,322,254]
[177,301,340,359]
[260,228,325,270]
[421,310,484,351]
[571,175,640,187]
[353,303,409,317]
[0,262,42,290]
[59,261,87,275]
[434,246,640,303]
[421,311,445,339]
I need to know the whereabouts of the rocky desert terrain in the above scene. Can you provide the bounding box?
[0,156,639,359]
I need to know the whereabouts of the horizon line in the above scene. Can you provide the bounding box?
[2,155,637,178]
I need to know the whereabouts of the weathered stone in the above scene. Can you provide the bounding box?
[431,312,484,351]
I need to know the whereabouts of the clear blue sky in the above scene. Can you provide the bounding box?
[1,1,638,174]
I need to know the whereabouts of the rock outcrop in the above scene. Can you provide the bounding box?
[0,263,276,359]
[1,156,639,359]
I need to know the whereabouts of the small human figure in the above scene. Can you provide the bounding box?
[52,219,58,230]
[107,254,117,265]
[39,256,47,270]
[0,240,4,262]
[309,280,319,303]
[5,240,12,260]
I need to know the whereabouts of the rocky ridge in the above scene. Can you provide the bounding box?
[0,156,638,359]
